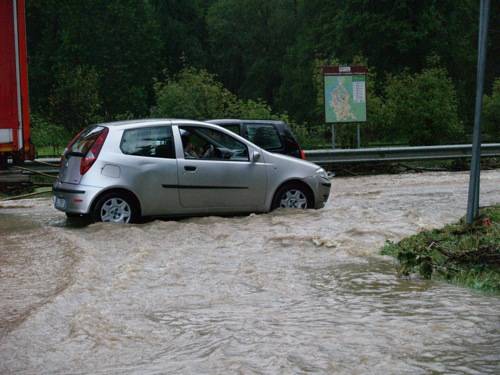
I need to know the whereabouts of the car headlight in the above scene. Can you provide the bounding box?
[315,168,329,180]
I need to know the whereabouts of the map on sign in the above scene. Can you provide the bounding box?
[324,75,366,123]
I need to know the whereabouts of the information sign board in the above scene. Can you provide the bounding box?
[323,66,367,123]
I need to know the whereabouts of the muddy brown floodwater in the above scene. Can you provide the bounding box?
[1,170,499,374]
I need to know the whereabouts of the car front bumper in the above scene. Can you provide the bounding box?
[303,175,331,209]
[316,180,331,208]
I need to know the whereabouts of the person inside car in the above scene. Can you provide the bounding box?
[201,144,216,159]
[181,128,218,159]
[181,132,199,159]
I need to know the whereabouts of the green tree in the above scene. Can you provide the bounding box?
[153,68,238,119]
[48,66,102,132]
[235,99,276,120]
[384,67,463,145]
[30,114,71,155]
[150,0,212,74]
[153,67,283,120]
[275,34,317,124]
[25,0,500,141]
[27,0,161,120]
[482,78,500,142]
[206,0,297,104]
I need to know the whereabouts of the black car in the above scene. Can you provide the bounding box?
[207,119,306,160]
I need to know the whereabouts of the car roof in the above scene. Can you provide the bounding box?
[97,118,212,130]
[207,119,286,125]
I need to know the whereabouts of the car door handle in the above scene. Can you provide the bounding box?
[184,166,197,171]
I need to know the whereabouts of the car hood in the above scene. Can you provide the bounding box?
[263,150,321,172]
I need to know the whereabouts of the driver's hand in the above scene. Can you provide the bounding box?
[202,144,214,158]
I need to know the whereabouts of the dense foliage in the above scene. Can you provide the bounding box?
[384,67,463,145]
[382,205,500,293]
[26,0,500,150]
[483,79,500,142]
[153,67,282,121]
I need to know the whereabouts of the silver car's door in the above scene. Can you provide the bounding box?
[118,125,180,215]
[174,124,267,211]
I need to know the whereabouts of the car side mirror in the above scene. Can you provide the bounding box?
[252,150,261,162]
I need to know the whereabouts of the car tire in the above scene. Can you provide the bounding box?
[65,212,82,218]
[271,182,313,210]
[91,192,138,224]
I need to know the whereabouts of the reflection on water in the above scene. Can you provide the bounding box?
[1,171,499,374]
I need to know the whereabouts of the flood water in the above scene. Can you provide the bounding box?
[1,171,499,374]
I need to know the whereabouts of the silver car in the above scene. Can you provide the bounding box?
[53,119,331,223]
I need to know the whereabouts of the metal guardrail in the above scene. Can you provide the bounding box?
[25,144,500,168]
[304,143,500,165]
[33,157,60,164]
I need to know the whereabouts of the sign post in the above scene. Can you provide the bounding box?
[356,124,361,148]
[466,0,490,224]
[331,124,336,149]
[323,66,367,149]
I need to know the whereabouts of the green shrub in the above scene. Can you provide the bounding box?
[384,67,463,145]
[483,78,500,142]
[31,114,71,155]
[153,67,236,119]
[47,65,103,132]
[381,205,500,292]
[153,67,287,121]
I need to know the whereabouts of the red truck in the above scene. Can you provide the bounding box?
[0,0,33,168]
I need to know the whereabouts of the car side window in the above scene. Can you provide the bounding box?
[120,126,175,158]
[246,124,282,150]
[220,124,241,135]
[179,126,249,161]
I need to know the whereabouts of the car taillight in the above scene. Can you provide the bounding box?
[300,149,306,160]
[80,128,109,175]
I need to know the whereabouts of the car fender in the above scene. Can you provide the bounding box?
[262,150,320,211]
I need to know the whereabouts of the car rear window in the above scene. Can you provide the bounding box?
[69,126,107,154]
[246,124,282,150]
[120,126,175,158]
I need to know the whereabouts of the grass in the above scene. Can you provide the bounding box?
[35,146,65,158]
[382,205,500,293]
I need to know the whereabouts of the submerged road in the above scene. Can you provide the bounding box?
[1,170,499,374]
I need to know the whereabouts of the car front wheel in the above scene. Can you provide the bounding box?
[272,183,313,210]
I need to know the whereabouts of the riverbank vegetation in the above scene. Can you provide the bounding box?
[382,205,500,293]
[26,1,500,154]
